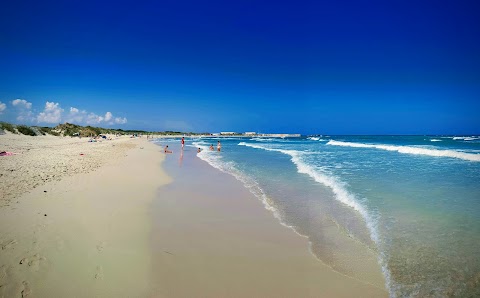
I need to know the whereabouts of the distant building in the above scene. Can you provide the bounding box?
[220,132,237,135]
[257,133,301,138]
[244,132,256,135]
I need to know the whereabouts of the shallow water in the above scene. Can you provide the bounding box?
[156,135,480,297]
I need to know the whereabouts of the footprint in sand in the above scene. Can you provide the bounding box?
[1,239,17,250]
[95,266,104,280]
[0,265,7,281]
[96,242,106,253]
[32,240,39,250]
[19,254,46,272]
[21,281,31,297]
[34,223,47,234]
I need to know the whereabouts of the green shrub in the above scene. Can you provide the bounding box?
[80,128,97,137]
[38,127,50,135]
[37,126,59,136]
[0,122,16,133]
[85,126,102,136]
[29,126,44,135]
[17,125,36,136]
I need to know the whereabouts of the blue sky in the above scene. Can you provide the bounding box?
[1,0,479,134]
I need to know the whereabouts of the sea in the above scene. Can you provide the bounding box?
[156,135,480,297]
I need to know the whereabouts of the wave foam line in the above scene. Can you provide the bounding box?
[327,140,480,162]
[307,137,328,142]
[190,142,324,257]
[192,141,387,291]
[238,142,392,295]
[192,142,285,223]
[453,136,479,141]
[237,143,379,241]
[250,137,276,141]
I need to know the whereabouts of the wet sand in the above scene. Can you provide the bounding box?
[150,145,388,297]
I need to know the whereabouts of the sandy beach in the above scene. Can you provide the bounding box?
[1,133,387,297]
[0,133,140,207]
[0,133,169,297]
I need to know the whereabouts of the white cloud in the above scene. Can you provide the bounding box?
[65,107,87,123]
[17,110,35,122]
[0,102,6,114]
[65,107,126,126]
[37,101,64,124]
[7,99,128,126]
[114,117,127,124]
[11,99,35,122]
[12,99,32,109]
[104,112,113,122]
[86,113,104,125]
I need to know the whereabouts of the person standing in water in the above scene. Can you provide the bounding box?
[181,137,185,149]
[217,140,221,152]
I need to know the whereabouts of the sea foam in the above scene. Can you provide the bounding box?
[307,137,328,142]
[453,136,479,141]
[327,140,480,162]
[238,142,379,242]
[237,141,391,293]
[192,141,284,222]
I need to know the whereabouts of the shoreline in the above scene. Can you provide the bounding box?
[193,139,387,291]
[1,133,387,297]
[150,143,388,297]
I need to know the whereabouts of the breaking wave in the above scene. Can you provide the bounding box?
[237,141,391,293]
[327,140,480,162]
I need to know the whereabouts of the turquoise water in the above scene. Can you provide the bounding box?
[157,136,480,297]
